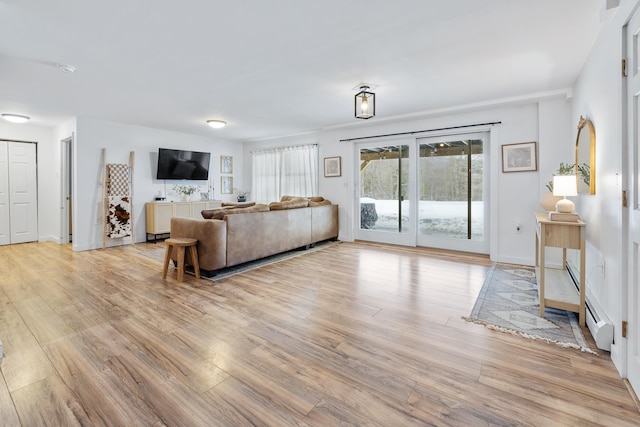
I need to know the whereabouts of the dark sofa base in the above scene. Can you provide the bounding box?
[188,238,338,278]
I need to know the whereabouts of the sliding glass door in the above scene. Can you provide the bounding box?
[356,140,415,246]
[354,132,489,254]
[416,132,488,253]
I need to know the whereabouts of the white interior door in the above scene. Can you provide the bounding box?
[0,141,9,245]
[626,7,640,394]
[8,141,38,244]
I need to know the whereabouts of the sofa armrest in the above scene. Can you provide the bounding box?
[311,204,339,242]
[170,217,227,271]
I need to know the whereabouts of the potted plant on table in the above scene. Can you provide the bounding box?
[172,184,199,201]
[234,188,250,202]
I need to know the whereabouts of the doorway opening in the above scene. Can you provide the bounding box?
[61,136,73,243]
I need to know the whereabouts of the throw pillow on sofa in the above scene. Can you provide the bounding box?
[221,201,256,208]
[202,204,269,219]
[223,203,269,215]
[269,198,309,210]
[280,195,332,206]
[201,208,231,220]
[281,195,325,202]
[308,199,332,206]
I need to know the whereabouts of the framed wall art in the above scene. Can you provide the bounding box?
[221,155,233,174]
[324,156,341,177]
[221,176,233,194]
[502,142,537,173]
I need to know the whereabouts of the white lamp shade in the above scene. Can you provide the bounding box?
[552,175,577,197]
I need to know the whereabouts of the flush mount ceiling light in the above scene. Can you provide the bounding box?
[1,114,30,124]
[56,63,76,73]
[206,120,226,129]
[355,85,375,119]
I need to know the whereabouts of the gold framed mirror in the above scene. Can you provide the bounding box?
[575,116,595,195]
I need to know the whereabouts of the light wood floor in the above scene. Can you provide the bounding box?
[0,240,638,426]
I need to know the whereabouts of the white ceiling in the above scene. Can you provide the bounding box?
[0,0,604,142]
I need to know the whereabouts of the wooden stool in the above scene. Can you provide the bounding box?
[162,238,200,282]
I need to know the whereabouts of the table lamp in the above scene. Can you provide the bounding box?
[553,175,578,213]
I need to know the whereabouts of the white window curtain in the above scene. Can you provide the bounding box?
[252,144,318,203]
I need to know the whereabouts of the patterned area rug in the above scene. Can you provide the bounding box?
[464,263,597,354]
[139,240,339,281]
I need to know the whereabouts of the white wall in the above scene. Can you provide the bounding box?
[74,116,241,250]
[570,0,636,373]
[1,117,244,251]
[244,96,572,264]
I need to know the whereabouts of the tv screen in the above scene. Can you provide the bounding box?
[156,148,211,180]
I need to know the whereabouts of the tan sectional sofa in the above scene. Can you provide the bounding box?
[169,199,338,277]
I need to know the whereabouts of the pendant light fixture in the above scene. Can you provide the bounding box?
[355,85,375,119]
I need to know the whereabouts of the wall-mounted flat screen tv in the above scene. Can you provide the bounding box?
[156,148,211,180]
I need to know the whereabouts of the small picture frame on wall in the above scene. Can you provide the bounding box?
[502,142,537,173]
[324,156,341,177]
[221,155,233,174]
[221,176,233,194]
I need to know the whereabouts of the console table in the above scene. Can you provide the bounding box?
[146,200,221,242]
[534,212,586,326]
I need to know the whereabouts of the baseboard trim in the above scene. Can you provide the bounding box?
[624,379,640,413]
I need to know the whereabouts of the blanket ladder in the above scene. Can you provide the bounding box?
[102,149,135,249]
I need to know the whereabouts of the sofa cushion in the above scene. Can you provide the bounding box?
[281,195,324,202]
[201,208,231,220]
[223,203,269,215]
[308,199,332,206]
[269,198,309,210]
[221,201,256,208]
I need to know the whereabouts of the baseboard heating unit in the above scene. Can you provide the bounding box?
[585,302,615,351]
[568,264,614,351]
